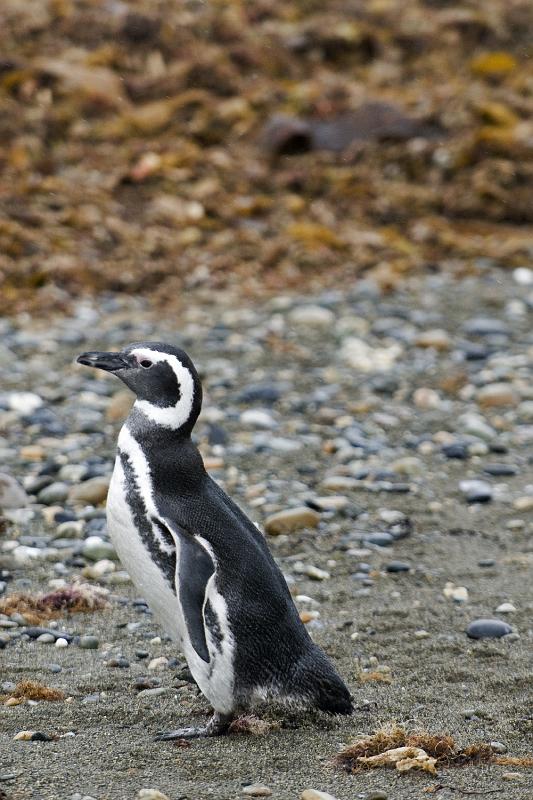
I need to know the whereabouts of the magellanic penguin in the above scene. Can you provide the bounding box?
[77,342,353,739]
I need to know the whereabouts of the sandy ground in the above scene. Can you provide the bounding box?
[1,272,533,800]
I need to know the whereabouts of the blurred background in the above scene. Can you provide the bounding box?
[1,0,532,316]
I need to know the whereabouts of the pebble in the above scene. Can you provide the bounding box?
[459,479,492,503]
[68,476,110,506]
[341,338,401,372]
[137,791,171,800]
[443,582,469,603]
[495,602,516,614]
[264,507,320,535]
[0,473,29,508]
[107,656,130,668]
[7,392,43,415]
[240,409,277,429]
[363,532,393,547]
[82,536,118,562]
[106,390,133,422]
[466,619,513,639]
[477,382,519,408]
[78,635,99,650]
[415,329,451,350]
[55,637,69,648]
[36,633,56,644]
[300,791,338,800]
[242,785,273,797]
[385,561,410,573]
[38,482,70,505]
[148,656,169,671]
[490,741,507,754]
[289,305,334,328]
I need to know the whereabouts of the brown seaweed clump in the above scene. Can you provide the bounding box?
[335,724,533,774]
[0,583,109,623]
[3,680,65,703]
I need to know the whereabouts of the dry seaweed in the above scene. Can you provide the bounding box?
[228,715,279,736]
[335,724,533,775]
[0,0,532,316]
[5,681,65,703]
[0,583,108,623]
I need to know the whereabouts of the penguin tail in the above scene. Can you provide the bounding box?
[292,646,353,715]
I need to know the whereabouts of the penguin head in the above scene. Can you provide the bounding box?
[77,342,202,433]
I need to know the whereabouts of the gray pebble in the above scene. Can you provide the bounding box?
[466,619,512,639]
[78,635,99,650]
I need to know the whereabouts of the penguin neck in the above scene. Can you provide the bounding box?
[120,409,206,487]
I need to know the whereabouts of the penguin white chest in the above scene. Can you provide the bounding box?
[107,457,183,642]
[106,427,236,714]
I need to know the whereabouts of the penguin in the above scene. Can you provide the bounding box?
[77,342,353,739]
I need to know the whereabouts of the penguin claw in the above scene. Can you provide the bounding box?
[155,711,233,741]
[155,726,209,740]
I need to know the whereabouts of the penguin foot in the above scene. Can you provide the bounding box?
[155,711,233,741]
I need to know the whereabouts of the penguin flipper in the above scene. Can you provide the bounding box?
[154,517,215,663]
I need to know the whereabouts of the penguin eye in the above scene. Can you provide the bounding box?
[139,359,153,369]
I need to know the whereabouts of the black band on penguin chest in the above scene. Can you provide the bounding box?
[118,449,177,589]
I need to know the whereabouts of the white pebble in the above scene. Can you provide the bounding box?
[55,637,69,648]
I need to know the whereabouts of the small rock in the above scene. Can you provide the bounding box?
[415,329,451,351]
[107,656,129,668]
[242,785,273,797]
[459,479,492,503]
[466,619,512,639]
[240,410,277,429]
[385,561,410,573]
[463,318,509,336]
[300,791,339,800]
[82,559,116,579]
[55,637,69,648]
[495,602,516,614]
[8,392,43,415]
[264,507,320,535]
[37,633,56,644]
[68,476,110,506]
[477,383,518,408]
[413,387,441,409]
[443,582,469,603]
[490,741,507,754]
[513,496,533,511]
[0,473,29,508]
[148,656,169,671]
[289,305,334,328]
[78,635,99,650]
[38,482,70,505]
[321,476,358,491]
[341,338,402,372]
[106,391,133,422]
[137,791,171,800]
[82,536,118,562]
[363,532,394,547]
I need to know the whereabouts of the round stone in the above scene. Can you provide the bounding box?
[466,619,512,639]
[78,635,99,650]
[459,480,492,503]
[483,463,517,477]
[0,473,29,508]
[385,561,410,573]
[264,507,320,535]
[242,785,273,797]
[442,442,469,460]
[68,476,110,506]
[37,482,69,505]
[363,532,394,547]
[107,656,130,668]
[55,637,69,648]
[36,633,56,644]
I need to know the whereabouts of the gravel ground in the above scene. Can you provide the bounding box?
[1,268,532,800]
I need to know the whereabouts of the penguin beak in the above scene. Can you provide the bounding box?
[76,351,132,372]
